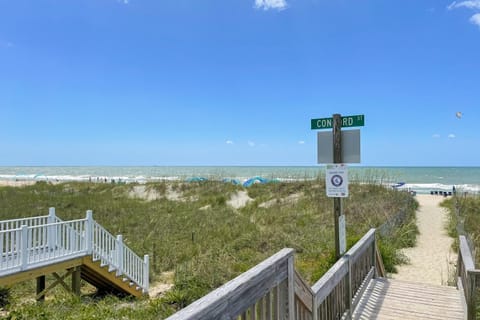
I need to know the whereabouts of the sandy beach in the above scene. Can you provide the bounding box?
[391,194,456,285]
[0,180,36,187]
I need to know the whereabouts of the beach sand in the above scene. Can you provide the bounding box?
[391,194,456,285]
[0,180,36,187]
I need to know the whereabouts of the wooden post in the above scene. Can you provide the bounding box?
[116,235,124,276]
[85,210,93,255]
[333,114,343,260]
[36,276,46,301]
[72,266,81,296]
[467,270,476,320]
[345,254,352,319]
[21,225,28,270]
[372,234,378,278]
[287,255,295,320]
[48,207,55,250]
[144,254,150,293]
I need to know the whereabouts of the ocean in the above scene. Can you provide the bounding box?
[0,166,479,195]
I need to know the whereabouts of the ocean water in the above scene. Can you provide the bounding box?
[0,166,478,194]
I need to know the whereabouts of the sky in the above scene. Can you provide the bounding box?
[1,0,479,166]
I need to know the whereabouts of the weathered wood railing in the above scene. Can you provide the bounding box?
[311,228,378,320]
[0,208,149,293]
[457,235,480,320]
[166,248,295,320]
[166,228,382,320]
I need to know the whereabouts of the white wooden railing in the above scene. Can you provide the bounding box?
[0,208,149,293]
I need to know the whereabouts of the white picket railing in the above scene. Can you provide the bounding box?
[0,208,149,293]
[0,215,50,231]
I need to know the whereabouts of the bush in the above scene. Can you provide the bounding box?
[0,286,10,308]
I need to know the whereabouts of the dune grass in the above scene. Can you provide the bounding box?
[441,195,480,316]
[0,179,417,319]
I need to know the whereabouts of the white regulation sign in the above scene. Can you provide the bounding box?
[326,164,349,198]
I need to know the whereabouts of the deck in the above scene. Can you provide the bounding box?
[353,278,464,320]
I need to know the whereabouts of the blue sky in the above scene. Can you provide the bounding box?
[1,0,479,166]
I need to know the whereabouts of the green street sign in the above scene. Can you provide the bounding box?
[311,114,365,130]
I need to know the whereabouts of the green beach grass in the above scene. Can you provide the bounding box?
[442,195,480,318]
[0,179,417,319]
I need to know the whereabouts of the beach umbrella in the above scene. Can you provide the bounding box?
[456,112,462,119]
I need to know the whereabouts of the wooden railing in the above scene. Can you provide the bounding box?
[0,208,149,293]
[457,235,480,320]
[166,248,295,320]
[311,228,378,320]
[166,228,382,320]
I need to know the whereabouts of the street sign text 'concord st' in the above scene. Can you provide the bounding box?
[311,114,365,130]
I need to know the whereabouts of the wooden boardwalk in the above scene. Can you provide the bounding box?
[353,278,465,320]
[166,228,478,320]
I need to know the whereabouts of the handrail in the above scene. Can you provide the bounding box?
[294,269,314,316]
[166,229,381,320]
[0,208,149,293]
[166,248,295,320]
[310,228,377,320]
[0,219,87,275]
[90,220,149,291]
[0,215,50,231]
[457,235,480,320]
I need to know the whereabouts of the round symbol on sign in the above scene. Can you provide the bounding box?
[331,175,343,187]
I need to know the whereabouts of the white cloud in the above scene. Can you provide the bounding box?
[448,133,456,138]
[226,140,234,145]
[447,1,480,30]
[298,140,305,144]
[470,13,480,26]
[254,0,287,11]
[117,0,129,4]
[448,0,480,10]
[248,141,256,147]
[432,134,441,138]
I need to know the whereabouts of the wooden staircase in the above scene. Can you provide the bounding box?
[0,208,149,299]
[81,256,143,297]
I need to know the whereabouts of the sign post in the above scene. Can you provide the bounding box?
[312,113,364,260]
[333,114,343,259]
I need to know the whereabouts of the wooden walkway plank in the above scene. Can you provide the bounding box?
[352,278,464,320]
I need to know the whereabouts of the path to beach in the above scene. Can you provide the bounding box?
[391,194,456,286]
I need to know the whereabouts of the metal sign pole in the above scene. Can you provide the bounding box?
[333,114,343,260]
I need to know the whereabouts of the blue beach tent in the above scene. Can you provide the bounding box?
[242,176,268,187]
[223,178,240,185]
